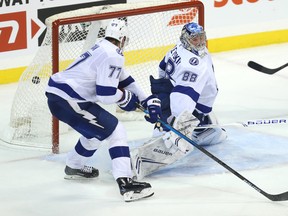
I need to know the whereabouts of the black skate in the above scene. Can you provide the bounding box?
[64,165,99,180]
[116,177,154,202]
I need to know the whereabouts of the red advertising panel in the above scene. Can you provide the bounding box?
[0,11,27,52]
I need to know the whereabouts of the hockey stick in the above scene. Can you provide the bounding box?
[248,61,288,75]
[137,104,288,201]
[185,117,288,129]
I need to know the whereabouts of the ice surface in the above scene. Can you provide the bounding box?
[0,43,288,215]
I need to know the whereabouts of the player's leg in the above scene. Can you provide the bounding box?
[106,122,154,201]
[47,93,154,201]
[191,110,227,146]
[46,95,112,179]
[191,84,227,146]
[64,136,100,179]
[192,127,227,146]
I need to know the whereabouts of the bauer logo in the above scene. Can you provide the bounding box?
[247,119,287,125]
[153,148,172,156]
[0,11,27,52]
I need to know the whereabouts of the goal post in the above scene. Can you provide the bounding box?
[3,0,204,153]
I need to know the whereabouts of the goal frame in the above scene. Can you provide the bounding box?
[51,1,204,153]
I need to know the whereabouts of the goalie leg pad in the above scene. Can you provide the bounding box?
[131,110,206,180]
[163,131,194,153]
[192,127,227,146]
[162,110,200,152]
[130,136,186,180]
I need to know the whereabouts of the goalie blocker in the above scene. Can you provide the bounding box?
[130,110,227,180]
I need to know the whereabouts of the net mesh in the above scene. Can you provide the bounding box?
[3,0,202,150]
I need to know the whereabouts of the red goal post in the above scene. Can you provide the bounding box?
[4,0,204,154]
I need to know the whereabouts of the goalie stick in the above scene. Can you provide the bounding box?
[248,61,288,75]
[137,104,288,201]
[186,117,288,129]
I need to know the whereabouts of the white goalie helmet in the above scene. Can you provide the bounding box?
[180,22,206,56]
[105,18,129,50]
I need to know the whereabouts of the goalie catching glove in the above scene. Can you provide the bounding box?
[140,95,162,123]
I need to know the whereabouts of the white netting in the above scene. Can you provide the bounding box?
[2,0,202,150]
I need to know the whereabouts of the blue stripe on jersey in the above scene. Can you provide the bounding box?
[75,140,96,157]
[172,85,200,102]
[118,76,135,88]
[109,146,130,159]
[48,78,85,100]
[96,85,117,96]
[196,103,212,114]
[159,57,166,71]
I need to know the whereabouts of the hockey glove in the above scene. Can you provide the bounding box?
[141,95,162,124]
[117,89,139,112]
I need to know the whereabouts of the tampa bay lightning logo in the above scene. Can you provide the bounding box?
[189,57,199,66]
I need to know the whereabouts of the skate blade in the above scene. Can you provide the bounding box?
[123,188,154,202]
[64,175,97,180]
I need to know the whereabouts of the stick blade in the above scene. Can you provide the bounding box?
[266,191,288,201]
[247,61,275,75]
[248,61,262,70]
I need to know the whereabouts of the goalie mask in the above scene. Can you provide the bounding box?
[180,22,207,57]
[105,18,129,50]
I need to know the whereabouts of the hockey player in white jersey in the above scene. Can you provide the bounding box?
[131,22,227,180]
[45,19,161,202]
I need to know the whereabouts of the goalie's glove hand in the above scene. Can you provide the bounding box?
[141,95,162,124]
[117,89,139,112]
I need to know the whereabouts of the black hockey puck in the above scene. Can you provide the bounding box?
[32,76,40,84]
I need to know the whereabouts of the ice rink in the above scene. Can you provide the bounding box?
[1,43,288,216]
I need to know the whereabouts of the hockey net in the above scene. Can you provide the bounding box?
[2,0,204,153]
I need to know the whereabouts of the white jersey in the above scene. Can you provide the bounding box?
[46,39,147,104]
[159,41,218,117]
